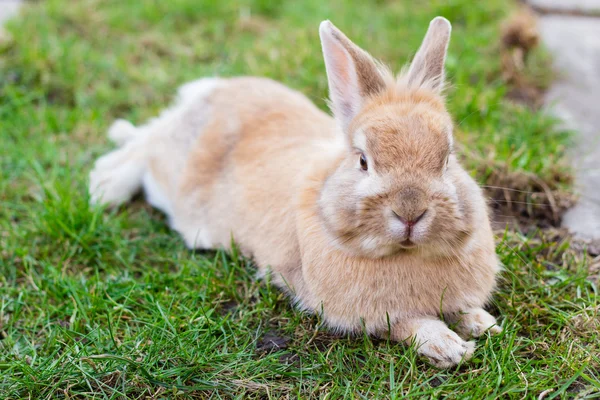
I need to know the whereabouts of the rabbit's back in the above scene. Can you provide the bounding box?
[170,77,338,275]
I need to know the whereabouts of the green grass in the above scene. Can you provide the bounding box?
[0,0,597,398]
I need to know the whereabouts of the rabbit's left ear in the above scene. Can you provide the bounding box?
[319,21,386,132]
[407,17,452,92]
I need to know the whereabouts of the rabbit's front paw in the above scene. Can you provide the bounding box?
[412,320,476,368]
[447,308,502,338]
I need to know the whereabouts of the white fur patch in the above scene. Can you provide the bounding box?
[460,233,479,254]
[314,135,345,159]
[177,78,223,104]
[356,172,385,197]
[447,125,454,148]
[409,209,434,242]
[412,319,476,368]
[139,78,224,138]
[387,213,407,237]
[456,308,501,337]
[108,119,138,146]
[142,171,172,217]
[435,174,458,203]
[89,144,146,206]
[353,129,367,151]
[360,235,381,252]
[179,225,213,250]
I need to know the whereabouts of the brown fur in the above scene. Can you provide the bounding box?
[89,18,501,368]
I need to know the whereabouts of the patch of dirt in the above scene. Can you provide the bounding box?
[500,6,546,109]
[505,85,544,109]
[481,166,575,231]
[256,331,290,353]
[429,376,444,388]
[218,300,239,316]
[462,11,576,232]
[494,6,599,283]
[303,331,345,352]
[566,377,589,395]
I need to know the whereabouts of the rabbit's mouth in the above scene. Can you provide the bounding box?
[399,239,417,249]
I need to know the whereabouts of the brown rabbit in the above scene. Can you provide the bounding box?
[90,17,501,368]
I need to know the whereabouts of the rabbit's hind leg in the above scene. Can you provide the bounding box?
[89,126,148,207]
[107,119,140,147]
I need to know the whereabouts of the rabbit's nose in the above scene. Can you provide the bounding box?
[393,209,428,227]
[393,186,428,226]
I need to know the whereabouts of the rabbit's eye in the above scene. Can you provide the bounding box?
[359,153,368,171]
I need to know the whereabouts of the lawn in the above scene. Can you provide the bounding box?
[1,0,598,398]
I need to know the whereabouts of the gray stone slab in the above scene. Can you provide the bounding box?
[529,0,600,12]
[538,15,600,238]
[0,0,22,24]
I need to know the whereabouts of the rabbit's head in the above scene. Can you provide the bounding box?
[318,18,472,258]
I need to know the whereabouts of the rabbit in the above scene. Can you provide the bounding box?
[89,17,502,368]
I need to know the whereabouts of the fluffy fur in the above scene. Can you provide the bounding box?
[89,17,501,368]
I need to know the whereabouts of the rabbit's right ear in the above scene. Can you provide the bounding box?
[406,17,452,92]
[319,21,386,133]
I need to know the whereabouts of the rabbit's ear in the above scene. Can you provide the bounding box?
[407,17,451,92]
[320,21,386,132]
